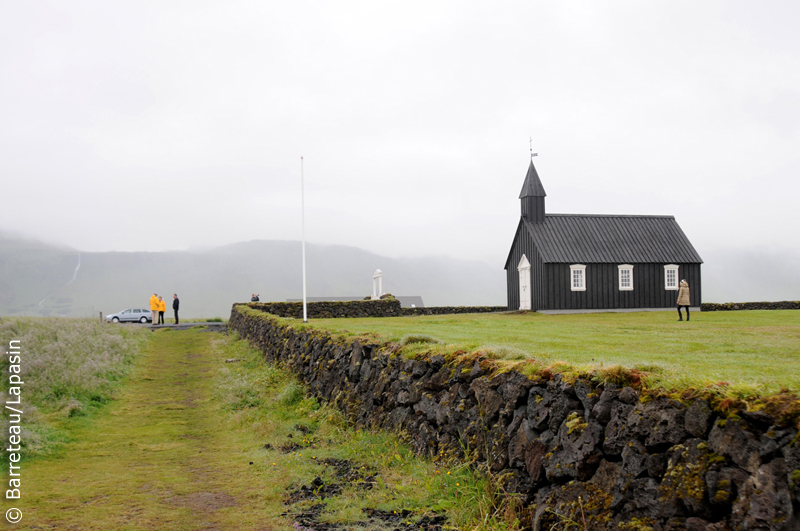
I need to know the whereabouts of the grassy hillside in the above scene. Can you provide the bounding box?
[0,317,150,456]
[303,310,800,395]
[0,236,504,318]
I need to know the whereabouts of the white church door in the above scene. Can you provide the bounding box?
[517,255,531,310]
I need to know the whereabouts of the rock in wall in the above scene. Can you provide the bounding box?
[230,305,800,530]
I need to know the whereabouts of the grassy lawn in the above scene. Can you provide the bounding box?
[302,310,800,396]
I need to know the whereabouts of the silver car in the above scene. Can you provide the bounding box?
[105,308,152,323]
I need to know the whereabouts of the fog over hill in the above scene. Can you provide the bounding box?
[1,234,798,319]
[0,235,505,318]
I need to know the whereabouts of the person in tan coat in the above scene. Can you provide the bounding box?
[677,280,691,321]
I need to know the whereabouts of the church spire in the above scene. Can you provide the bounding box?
[519,159,547,198]
[520,159,546,223]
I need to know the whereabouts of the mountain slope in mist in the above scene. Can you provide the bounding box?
[0,236,506,318]
[2,235,797,319]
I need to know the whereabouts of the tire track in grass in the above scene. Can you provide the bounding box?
[22,329,478,531]
[23,329,279,530]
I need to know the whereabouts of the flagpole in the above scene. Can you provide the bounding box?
[301,156,308,323]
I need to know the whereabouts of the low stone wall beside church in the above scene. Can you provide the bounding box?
[243,301,507,319]
[401,306,506,316]
[702,301,800,312]
[244,300,403,319]
[229,304,800,530]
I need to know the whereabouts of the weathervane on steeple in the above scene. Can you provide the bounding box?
[529,137,538,159]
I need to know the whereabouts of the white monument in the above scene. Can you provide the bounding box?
[371,269,383,300]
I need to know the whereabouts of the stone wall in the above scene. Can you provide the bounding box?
[702,301,800,312]
[243,301,507,319]
[245,300,403,319]
[230,305,800,530]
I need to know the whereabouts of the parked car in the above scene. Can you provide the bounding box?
[106,308,152,323]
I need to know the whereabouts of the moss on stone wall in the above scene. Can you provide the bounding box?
[229,304,800,530]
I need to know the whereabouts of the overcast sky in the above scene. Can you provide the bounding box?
[2,1,799,270]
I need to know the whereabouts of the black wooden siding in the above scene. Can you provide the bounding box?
[521,197,545,223]
[507,260,702,311]
[537,262,702,310]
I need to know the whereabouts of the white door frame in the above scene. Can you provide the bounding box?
[517,255,531,310]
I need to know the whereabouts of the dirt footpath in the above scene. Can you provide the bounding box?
[24,330,277,530]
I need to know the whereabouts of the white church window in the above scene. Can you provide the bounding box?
[618,264,634,291]
[664,264,679,290]
[570,264,586,291]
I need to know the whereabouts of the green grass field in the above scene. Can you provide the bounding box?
[302,310,800,396]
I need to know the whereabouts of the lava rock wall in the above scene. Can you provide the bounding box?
[245,300,404,319]
[229,305,799,530]
[701,301,800,312]
[401,306,507,316]
[243,301,507,319]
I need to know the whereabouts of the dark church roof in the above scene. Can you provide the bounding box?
[519,160,547,198]
[506,214,703,267]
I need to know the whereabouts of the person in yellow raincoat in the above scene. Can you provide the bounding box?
[150,293,159,324]
[157,296,166,325]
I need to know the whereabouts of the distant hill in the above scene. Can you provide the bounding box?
[0,236,506,318]
[3,234,797,318]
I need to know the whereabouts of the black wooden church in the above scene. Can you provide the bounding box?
[505,160,702,312]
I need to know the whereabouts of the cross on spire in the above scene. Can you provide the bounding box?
[529,137,538,159]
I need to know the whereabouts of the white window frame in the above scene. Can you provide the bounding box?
[570,264,586,291]
[664,264,679,290]
[618,264,634,291]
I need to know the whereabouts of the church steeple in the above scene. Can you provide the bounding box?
[520,159,546,223]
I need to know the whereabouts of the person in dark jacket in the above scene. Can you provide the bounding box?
[251,294,260,302]
[677,280,690,321]
[173,294,180,324]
